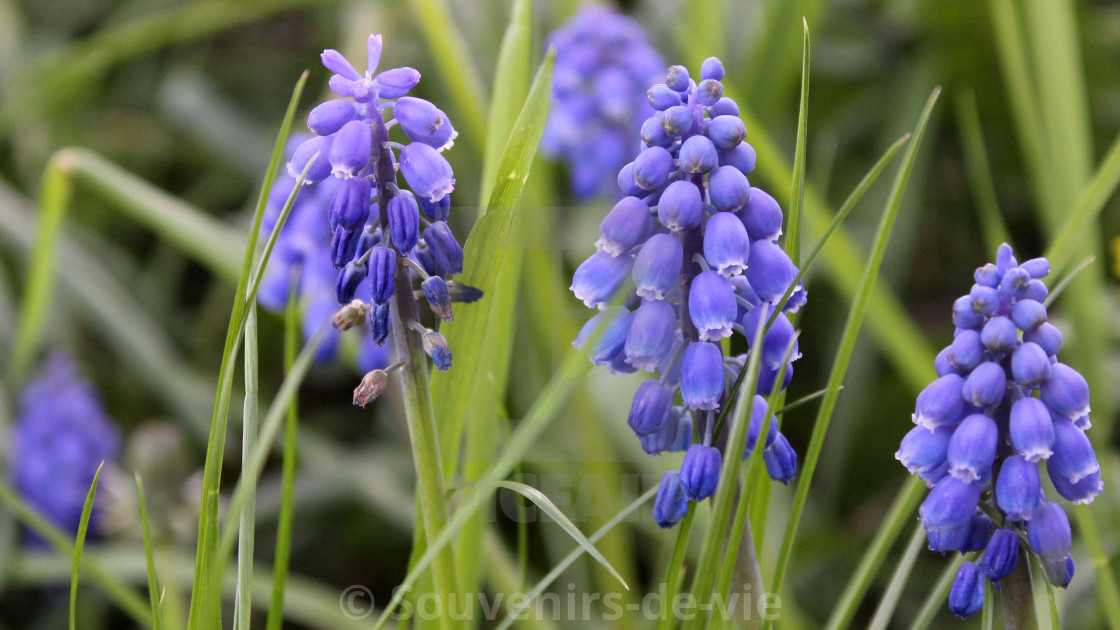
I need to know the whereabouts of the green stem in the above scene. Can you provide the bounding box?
[387,263,459,630]
[1001,549,1040,630]
[234,305,259,630]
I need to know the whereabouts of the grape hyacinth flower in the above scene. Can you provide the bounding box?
[10,354,121,540]
[570,58,806,528]
[897,244,1100,618]
[284,35,482,403]
[542,3,664,198]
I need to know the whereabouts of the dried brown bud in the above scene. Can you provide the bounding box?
[353,369,390,407]
[332,299,369,331]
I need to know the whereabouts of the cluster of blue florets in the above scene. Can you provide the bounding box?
[10,354,120,540]
[279,34,478,392]
[569,57,807,529]
[896,244,1099,618]
[542,3,664,198]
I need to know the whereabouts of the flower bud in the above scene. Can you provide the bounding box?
[1024,279,1049,302]
[1049,462,1102,504]
[948,562,984,619]
[394,96,456,149]
[287,135,334,183]
[661,105,694,137]
[1048,416,1099,484]
[756,363,793,397]
[738,187,783,241]
[647,84,681,110]
[969,285,999,318]
[1024,322,1063,356]
[743,308,801,369]
[708,116,747,152]
[896,425,952,476]
[624,300,677,371]
[632,146,673,190]
[370,303,390,346]
[980,316,1017,352]
[627,380,674,436]
[422,331,453,371]
[1028,502,1071,562]
[696,79,723,106]
[422,221,464,277]
[681,341,724,410]
[368,247,396,305]
[1012,299,1047,333]
[641,407,692,454]
[329,177,373,230]
[764,432,798,484]
[995,454,1042,522]
[419,194,450,222]
[689,271,738,341]
[982,528,1019,581]
[353,369,390,407]
[952,295,984,329]
[680,444,721,500]
[657,180,703,231]
[744,395,779,455]
[747,240,799,306]
[571,251,632,308]
[400,142,456,202]
[1000,267,1031,301]
[995,243,1017,273]
[962,361,1006,408]
[974,263,1000,287]
[617,162,645,196]
[947,413,998,484]
[1041,554,1075,589]
[596,196,652,257]
[329,120,372,179]
[374,66,422,99]
[321,48,360,79]
[678,135,719,174]
[720,141,756,174]
[1021,257,1051,278]
[421,276,454,321]
[913,374,966,431]
[387,191,421,253]
[666,65,690,91]
[935,346,959,377]
[1011,342,1052,387]
[919,476,982,552]
[701,57,725,80]
[1040,363,1090,420]
[961,513,994,552]
[335,258,369,304]
[947,329,983,371]
[708,165,750,212]
[308,99,357,136]
[653,471,689,528]
[330,226,361,268]
[1009,397,1055,462]
[641,113,674,147]
[633,233,682,300]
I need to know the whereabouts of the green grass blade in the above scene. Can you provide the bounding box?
[655,509,696,630]
[431,48,555,476]
[186,70,308,630]
[478,0,531,208]
[1043,256,1095,308]
[955,90,1013,254]
[370,308,612,630]
[47,148,245,281]
[408,0,489,151]
[216,324,328,570]
[9,153,72,383]
[493,485,659,630]
[136,474,164,630]
[767,88,941,626]
[983,579,994,630]
[823,477,926,630]
[867,524,927,630]
[786,18,809,266]
[0,480,151,625]
[69,463,104,630]
[234,305,260,630]
[265,266,302,630]
[495,481,627,588]
[1044,130,1120,276]
[908,553,968,630]
[1071,507,1120,628]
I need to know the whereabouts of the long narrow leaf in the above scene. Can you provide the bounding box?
[786,18,809,266]
[909,554,969,630]
[767,89,942,626]
[478,0,532,208]
[496,481,627,588]
[867,524,927,630]
[69,463,104,630]
[136,474,164,630]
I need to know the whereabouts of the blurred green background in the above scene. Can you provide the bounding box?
[0,0,1118,628]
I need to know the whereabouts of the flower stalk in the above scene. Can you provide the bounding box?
[1000,549,1040,630]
